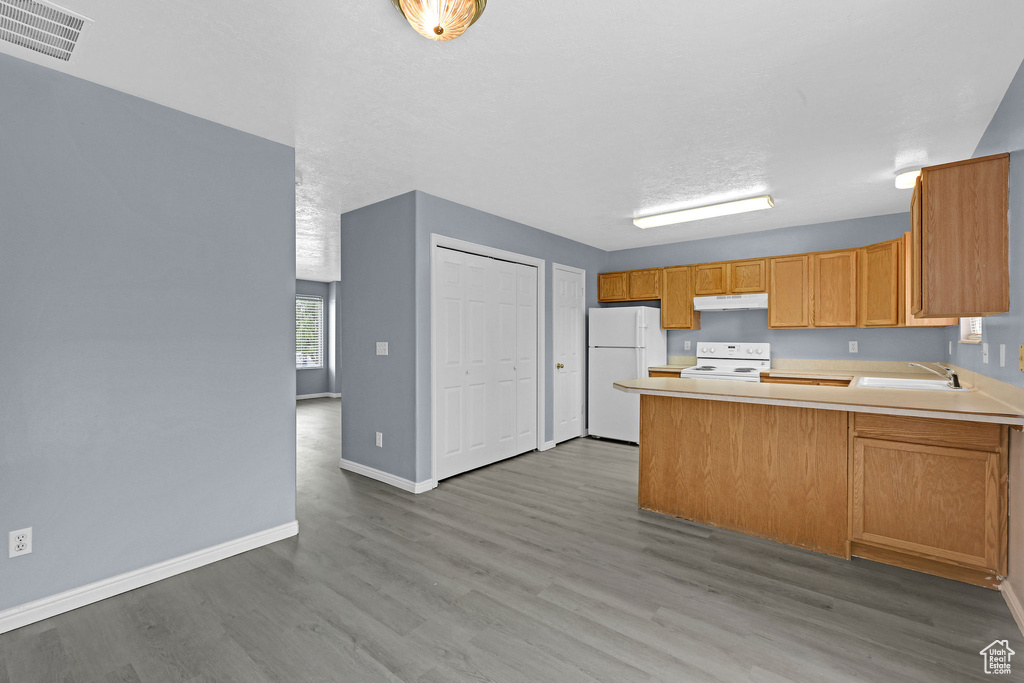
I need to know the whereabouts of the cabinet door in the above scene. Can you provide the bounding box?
[910,176,923,315]
[851,437,1006,573]
[728,259,767,293]
[813,250,858,327]
[660,266,700,330]
[597,272,628,302]
[902,232,958,327]
[918,153,1009,317]
[859,240,900,327]
[628,268,661,300]
[694,263,728,295]
[768,256,810,328]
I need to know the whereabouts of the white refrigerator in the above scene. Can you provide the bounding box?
[588,306,667,443]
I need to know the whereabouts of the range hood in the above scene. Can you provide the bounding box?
[692,293,768,311]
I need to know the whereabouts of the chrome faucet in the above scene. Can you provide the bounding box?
[908,362,962,389]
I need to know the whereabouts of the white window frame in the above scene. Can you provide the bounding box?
[959,316,983,344]
[296,295,325,369]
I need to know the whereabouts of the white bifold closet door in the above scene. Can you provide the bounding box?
[435,247,537,480]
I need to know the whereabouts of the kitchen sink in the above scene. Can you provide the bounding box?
[856,377,969,392]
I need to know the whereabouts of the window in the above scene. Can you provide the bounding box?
[296,295,324,368]
[959,316,983,344]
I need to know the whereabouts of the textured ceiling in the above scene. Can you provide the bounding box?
[4,1,1024,281]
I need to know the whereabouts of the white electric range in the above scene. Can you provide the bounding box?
[677,342,770,382]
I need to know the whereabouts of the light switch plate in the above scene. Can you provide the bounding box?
[982,343,989,364]
[376,342,388,356]
[1000,344,1006,367]
[684,341,691,350]
[848,341,858,353]
[375,432,382,447]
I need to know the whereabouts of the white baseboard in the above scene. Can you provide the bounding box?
[0,521,298,636]
[339,458,436,494]
[1002,580,1024,639]
[539,440,556,452]
[297,393,341,400]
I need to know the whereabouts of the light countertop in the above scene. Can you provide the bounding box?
[618,367,1024,426]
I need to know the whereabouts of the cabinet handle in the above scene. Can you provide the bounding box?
[556,363,564,369]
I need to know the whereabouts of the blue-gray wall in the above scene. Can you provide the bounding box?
[296,279,331,396]
[414,191,609,482]
[949,57,1024,387]
[606,213,951,362]
[340,193,419,480]
[340,191,607,484]
[0,53,296,612]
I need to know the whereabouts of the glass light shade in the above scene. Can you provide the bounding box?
[634,196,775,229]
[894,169,921,189]
[391,0,486,41]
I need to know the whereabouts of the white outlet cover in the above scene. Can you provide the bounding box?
[983,343,990,364]
[9,527,32,558]
[1000,344,1006,367]
[375,431,383,447]
[849,341,858,353]
[684,340,691,350]
[376,342,388,356]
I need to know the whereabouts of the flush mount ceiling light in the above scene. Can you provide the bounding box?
[634,195,775,229]
[390,0,486,41]
[894,169,921,189]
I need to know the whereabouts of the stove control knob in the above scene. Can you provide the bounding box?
[708,346,716,354]
[754,347,762,354]
[746,347,754,354]
[699,346,706,354]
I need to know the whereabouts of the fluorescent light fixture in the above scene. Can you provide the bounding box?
[895,169,921,189]
[634,195,775,229]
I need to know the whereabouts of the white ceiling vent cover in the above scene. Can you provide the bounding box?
[0,0,90,62]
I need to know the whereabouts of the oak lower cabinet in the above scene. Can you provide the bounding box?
[911,153,1009,318]
[859,239,901,327]
[768,255,810,328]
[813,250,858,327]
[849,413,1008,588]
[597,272,628,302]
[660,265,700,330]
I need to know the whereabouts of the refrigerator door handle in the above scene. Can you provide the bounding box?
[635,310,642,349]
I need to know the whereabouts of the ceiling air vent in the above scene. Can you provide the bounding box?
[0,0,89,62]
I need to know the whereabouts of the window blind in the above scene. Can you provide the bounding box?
[296,295,323,369]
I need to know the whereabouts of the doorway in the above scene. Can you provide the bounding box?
[552,263,586,443]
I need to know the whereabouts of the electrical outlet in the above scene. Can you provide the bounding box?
[9,527,32,558]
[376,342,388,356]
[1020,345,1024,372]
[983,343,990,364]
[848,341,858,353]
[1000,344,1006,368]
[375,431,383,448]
[949,341,953,355]
[684,340,691,351]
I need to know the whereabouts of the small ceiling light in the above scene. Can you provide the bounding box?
[391,0,486,41]
[634,196,775,229]
[894,169,921,189]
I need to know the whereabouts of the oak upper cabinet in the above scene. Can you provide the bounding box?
[728,259,767,293]
[597,272,629,302]
[629,268,661,300]
[902,232,958,327]
[850,414,1008,586]
[768,255,810,328]
[694,263,728,295]
[912,153,1009,318]
[660,266,701,330]
[859,240,901,327]
[812,250,858,327]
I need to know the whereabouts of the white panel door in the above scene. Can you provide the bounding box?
[515,263,538,453]
[553,265,584,443]
[434,248,539,481]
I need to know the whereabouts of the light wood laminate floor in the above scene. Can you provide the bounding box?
[1,397,1019,681]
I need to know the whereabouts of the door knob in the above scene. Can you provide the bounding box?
[556,363,565,369]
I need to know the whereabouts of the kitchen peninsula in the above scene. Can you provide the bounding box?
[615,370,1024,588]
